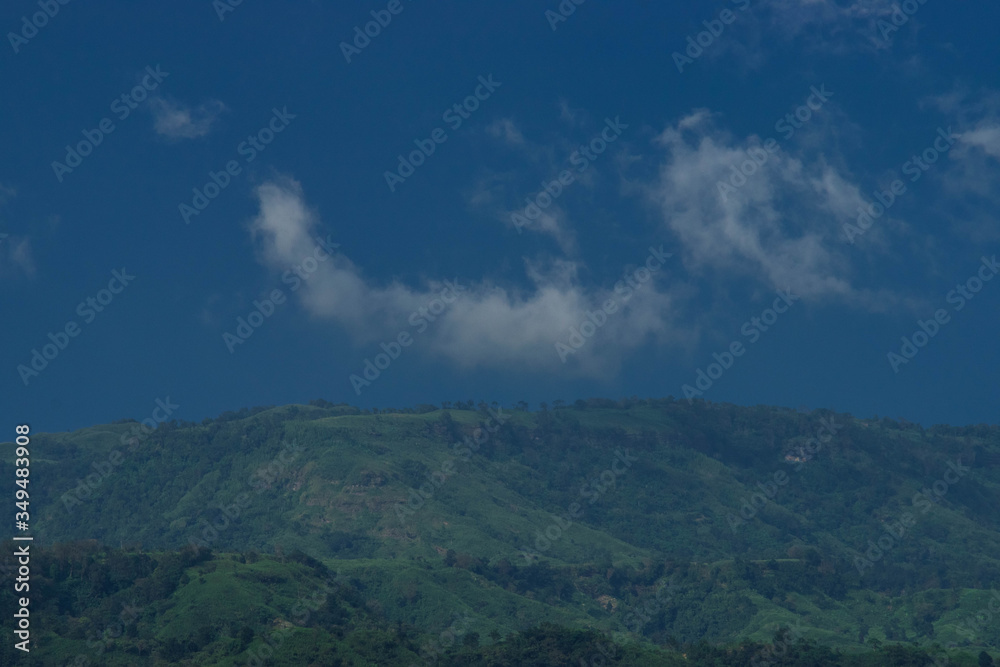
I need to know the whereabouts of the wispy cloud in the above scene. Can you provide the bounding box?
[646,110,903,309]
[472,115,632,254]
[960,125,1000,160]
[6,237,35,277]
[487,118,525,146]
[246,177,688,376]
[0,183,15,207]
[151,98,226,139]
[756,0,923,53]
[926,90,1000,241]
[0,184,34,278]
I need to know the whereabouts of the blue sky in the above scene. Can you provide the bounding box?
[2,0,999,432]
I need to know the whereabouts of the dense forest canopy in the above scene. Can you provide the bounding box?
[2,397,999,665]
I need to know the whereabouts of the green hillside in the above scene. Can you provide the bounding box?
[3,398,1000,665]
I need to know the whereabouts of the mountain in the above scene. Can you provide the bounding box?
[2,398,999,665]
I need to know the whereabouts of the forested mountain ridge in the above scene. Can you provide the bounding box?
[3,398,1000,665]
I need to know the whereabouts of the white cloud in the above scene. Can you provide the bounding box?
[758,0,916,52]
[0,183,15,206]
[647,110,901,309]
[767,0,898,26]
[243,93,949,379]
[487,118,525,146]
[151,98,225,139]
[559,99,589,127]
[960,125,1000,159]
[474,116,633,254]
[247,178,688,375]
[0,184,33,279]
[1,236,35,278]
[928,90,1000,241]
[516,205,578,254]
